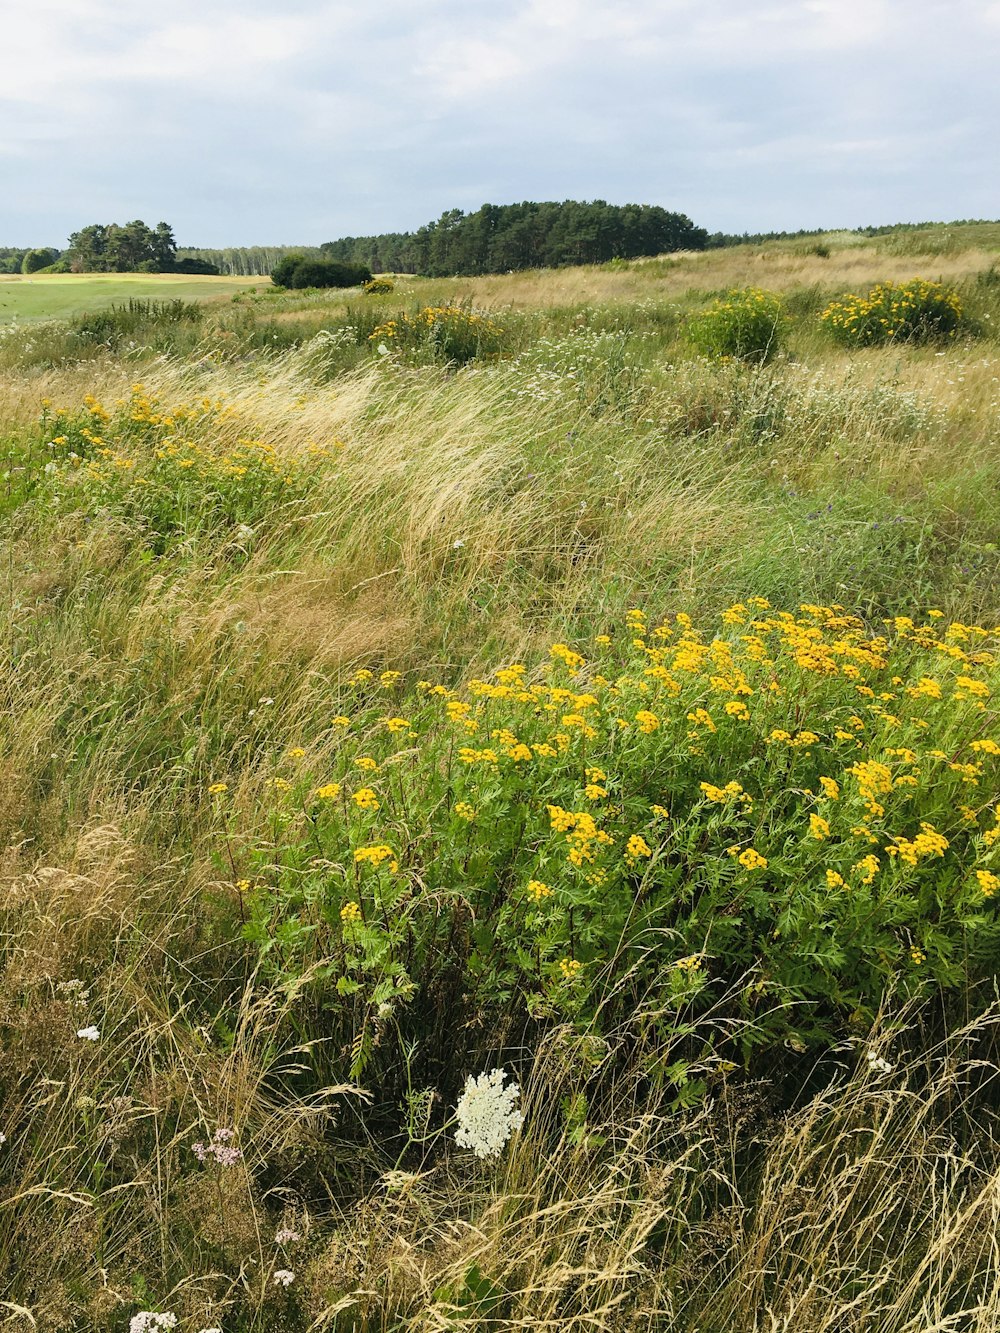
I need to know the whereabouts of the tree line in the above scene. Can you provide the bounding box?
[318,200,708,275]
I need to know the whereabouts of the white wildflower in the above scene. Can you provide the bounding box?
[275,1226,300,1244]
[273,1268,295,1287]
[129,1314,179,1333]
[235,523,255,541]
[866,1048,893,1075]
[76,1025,100,1041]
[0,1132,7,1147]
[376,342,390,356]
[452,538,466,549]
[454,1067,523,1159]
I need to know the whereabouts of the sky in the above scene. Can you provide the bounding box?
[2,0,999,248]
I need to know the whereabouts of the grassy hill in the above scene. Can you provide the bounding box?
[1,222,999,1332]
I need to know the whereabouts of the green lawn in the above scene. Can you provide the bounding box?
[0,271,259,322]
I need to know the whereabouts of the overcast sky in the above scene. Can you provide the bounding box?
[3,0,999,248]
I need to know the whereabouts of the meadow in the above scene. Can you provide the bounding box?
[1,225,999,1332]
[0,273,257,324]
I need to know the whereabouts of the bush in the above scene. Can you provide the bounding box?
[368,303,506,365]
[363,277,395,294]
[270,257,372,290]
[820,279,963,347]
[228,602,1000,1098]
[688,287,786,363]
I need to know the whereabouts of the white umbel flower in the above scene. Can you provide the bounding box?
[129,1314,178,1333]
[454,1067,523,1159]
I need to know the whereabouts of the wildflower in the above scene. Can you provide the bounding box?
[866,1049,893,1075]
[340,901,362,924]
[625,834,653,863]
[332,714,351,727]
[269,777,292,793]
[724,700,750,721]
[384,717,411,733]
[909,945,927,965]
[275,1227,301,1244]
[818,776,840,800]
[635,709,660,733]
[650,804,670,820]
[454,801,477,821]
[826,870,845,888]
[454,1067,523,1159]
[273,1269,295,1287]
[975,870,999,897]
[737,848,768,870]
[673,953,704,971]
[354,844,398,872]
[193,1127,243,1167]
[559,957,584,980]
[353,787,380,811]
[526,879,552,902]
[809,815,831,841]
[76,1026,100,1041]
[286,746,306,759]
[207,782,228,795]
[315,782,341,800]
[130,1315,179,1333]
[354,756,379,771]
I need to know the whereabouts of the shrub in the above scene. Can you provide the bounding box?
[688,287,786,363]
[228,601,1000,1098]
[271,258,372,290]
[363,277,395,294]
[368,304,506,365]
[820,278,963,347]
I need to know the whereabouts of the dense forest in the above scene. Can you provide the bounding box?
[319,200,708,274]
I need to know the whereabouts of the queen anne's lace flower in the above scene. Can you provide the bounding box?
[129,1314,178,1333]
[454,1067,524,1159]
[273,1268,295,1287]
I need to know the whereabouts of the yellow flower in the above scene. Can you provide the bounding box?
[353,787,380,811]
[269,777,292,793]
[635,709,660,733]
[975,870,999,897]
[354,844,398,872]
[825,870,845,888]
[737,848,768,870]
[526,879,552,902]
[315,783,341,800]
[354,756,379,772]
[208,782,229,795]
[625,834,653,863]
[559,957,583,980]
[818,776,840,801]
[454,801,477,822]
[909,945,926,965]
[384,717,411,733]
[340,901,362,924]
[809,815,831,841]
[286,747,306,760]
[332,715,351,727]
[724,700,750,721]
[650,804,670,820]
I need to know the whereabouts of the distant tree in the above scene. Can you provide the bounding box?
[66,219,180,272]
[21,247,58,274]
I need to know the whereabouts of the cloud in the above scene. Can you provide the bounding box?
[0,0,998,246]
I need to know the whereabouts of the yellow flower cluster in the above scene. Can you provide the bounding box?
[820,279,962,347]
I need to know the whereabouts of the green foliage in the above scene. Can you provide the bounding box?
[67,219,177,273]
[21,247,58,274]
[820,279,964,347]
[321,199,708,276]
[688,287,787,363]
[369,303,508,365]
[232,605,1000,1098]
[271,257,372,290]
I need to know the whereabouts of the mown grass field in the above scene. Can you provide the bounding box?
[0,272,258,323]
[1,225,1000,1332]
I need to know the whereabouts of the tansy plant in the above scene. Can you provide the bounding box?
[225,602,999,1091]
